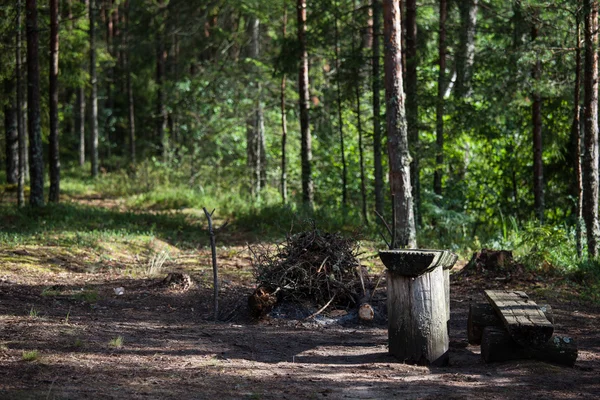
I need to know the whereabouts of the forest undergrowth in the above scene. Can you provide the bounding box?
[1,164,599,303]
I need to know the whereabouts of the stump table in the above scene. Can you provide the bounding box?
[379,249,458,366]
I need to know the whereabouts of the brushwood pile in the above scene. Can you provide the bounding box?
[248,228,370,318]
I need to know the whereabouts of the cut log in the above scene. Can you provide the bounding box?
[484,290,553,346]
[481,326,578,367]
[468,303,553,345]
[387,267,449,366]
[358,303,375,321]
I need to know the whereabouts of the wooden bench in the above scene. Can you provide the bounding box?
[484,290,554,346]
[467,290,578,367]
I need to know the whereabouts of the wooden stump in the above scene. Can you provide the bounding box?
[468,303,553,345]
[481,326,578,367]
[387,266,449,366]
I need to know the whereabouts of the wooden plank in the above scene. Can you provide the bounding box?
[484,290,554,346]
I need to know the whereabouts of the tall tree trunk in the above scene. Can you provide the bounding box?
[90,0,99,178]
[353,0,368,225]
[26,0,44,206]
[16,0,26,206]
[454,0,478,98]
[246,16,265,197]
[77,87,86,166]
[405,0,420,225]
[531,20,543,223]
[372,0,384,216]
[298,0,313,208]
[334,5,348,207]
[281,7,288,204]
[356,71,368,226]
[583,0,600,258]
[573,14,583,258]
[4,78,18,185]
[433,0,447,197]
[49,0,60,203]
[124,1,135,165]
[156,31,167,161]
[383,0,416,248]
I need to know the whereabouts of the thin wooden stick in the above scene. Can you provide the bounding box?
[374,210,393,238]
[369,272,384,303]
[304,295,336,320]
[203,207,219,321]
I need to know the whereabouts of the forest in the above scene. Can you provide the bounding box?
[1,0,600,399]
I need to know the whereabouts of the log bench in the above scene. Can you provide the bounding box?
[468,290,577,367]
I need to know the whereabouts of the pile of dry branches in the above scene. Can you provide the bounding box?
[251,228,365,309]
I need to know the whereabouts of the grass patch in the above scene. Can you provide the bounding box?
[22,350,39,361]
[109,336,124,348]
[28,307,39,318]
[72,289,99,303]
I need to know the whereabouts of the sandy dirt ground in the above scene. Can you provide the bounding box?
[1,250,599,400]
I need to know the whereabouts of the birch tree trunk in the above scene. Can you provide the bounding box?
[334,5,348,206]
[454,0,478,98]
[298,0,314,208]
[405,0,419,225]
[433,0,447,197]
[281,7,288,203]
[90,0,99,178]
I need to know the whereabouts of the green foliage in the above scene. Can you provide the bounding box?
[108,336,124,348]
[21,350,39,362]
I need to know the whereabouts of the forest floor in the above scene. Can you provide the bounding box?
[1,194,599,399]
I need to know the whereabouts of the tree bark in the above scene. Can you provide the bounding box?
[383,0,416,248]
[26,0,44,206]
[405,0,420,225]
[372,0,384,216]
[16,0,26,206]
[334,5,348,207]
[77,87,86,167]
[354,0,368,226]
[433,0,447,197]
[123,0,135,165]
[298,0,314,208]
[90,0,99,178]
[49,0,60,203]
[281,8,288,204]
[4,79,18,185]
[246,16,265,198]
[583,0,600,258]
[454,0,478,98]
[572,15,583,258]
[156,26,168,161]
[531,20,543,223]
